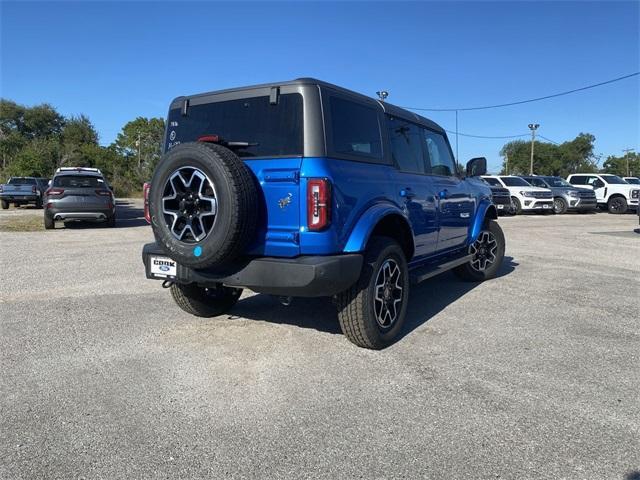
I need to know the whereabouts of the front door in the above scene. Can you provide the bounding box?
[422,129,474,252]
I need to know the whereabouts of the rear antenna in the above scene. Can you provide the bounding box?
[376,90,389,102]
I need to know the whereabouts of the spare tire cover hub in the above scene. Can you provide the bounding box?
[162,166,217,243]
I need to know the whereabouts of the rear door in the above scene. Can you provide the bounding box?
[423,129,474,252]
[386,116,438,260]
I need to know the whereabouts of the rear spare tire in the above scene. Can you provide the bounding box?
[149,142,258,269]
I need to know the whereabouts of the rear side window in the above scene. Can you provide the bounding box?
[53,175,105,188]
[569,175,587,185]
[166,93,303,158]
[329,97,382,160]
[424,130,456,176]
[387,117,426,174]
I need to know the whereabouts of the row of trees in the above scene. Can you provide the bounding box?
[0,100,165,196]
[499,133,639,177]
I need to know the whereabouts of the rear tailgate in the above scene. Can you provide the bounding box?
[53,187,112,210]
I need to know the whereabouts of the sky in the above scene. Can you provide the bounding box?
[1,0,639,172]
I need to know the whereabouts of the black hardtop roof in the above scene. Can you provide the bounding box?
[172,78,445,134]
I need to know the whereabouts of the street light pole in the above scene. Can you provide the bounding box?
[528,123,540,175]
[622,148,634,177]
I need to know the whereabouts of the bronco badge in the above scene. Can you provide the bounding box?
[278,193,293,209]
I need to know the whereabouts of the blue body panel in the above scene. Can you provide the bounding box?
[242,156,493,266]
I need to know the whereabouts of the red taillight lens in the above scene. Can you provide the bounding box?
[307,178,331,231]
[46,188,64,196]
[95,189,112,196]
[143,182,151,224]
[197,134,220,143]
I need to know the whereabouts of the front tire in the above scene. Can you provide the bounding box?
[454,220,505,282]
[511,197,522,215]
[607,196,628,214]
[170,283,242,317]
[336,236,409,349]
[553,197,567,214]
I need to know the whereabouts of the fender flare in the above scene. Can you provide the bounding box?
[343,203,413,254]
[469,200,497,243]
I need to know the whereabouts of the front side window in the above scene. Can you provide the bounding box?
[387,117,426,174]
[599,174,627,184]
[329,97,382,160]
[423,130,456,176]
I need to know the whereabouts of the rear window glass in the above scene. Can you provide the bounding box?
[329,97,382,160]
[53,175,105,188]
[166,93,303,158]
[9,177,36,185]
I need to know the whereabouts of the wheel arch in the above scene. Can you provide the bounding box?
[343,205,415,260]
[469,200,497,243]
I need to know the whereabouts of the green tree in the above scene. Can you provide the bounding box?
[60,115,99,167]
[499,133,598,177]
[112,117,165,182]
[602,152,640,177]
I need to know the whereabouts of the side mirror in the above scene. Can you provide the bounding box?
[466,157,487,177]
[593,180,604,189]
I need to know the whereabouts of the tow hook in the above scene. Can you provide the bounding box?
[162,280,174,289]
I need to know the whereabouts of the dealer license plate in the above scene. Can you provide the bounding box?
[149,256,177,277]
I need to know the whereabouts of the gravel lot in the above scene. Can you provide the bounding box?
[1,200,639,479]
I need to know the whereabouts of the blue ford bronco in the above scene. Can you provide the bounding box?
[142,78,505,349]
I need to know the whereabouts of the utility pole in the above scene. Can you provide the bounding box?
[136,133,142,169]
[505,153,509,175]
[528,123,540,175]
[622,148,634,177]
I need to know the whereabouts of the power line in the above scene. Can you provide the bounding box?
[538,135,560,145]
[444,129,530,139]
[402,72,640,112]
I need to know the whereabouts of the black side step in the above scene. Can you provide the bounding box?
[410,254,473,284]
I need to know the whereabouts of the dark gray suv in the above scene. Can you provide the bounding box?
[43,168,116,229]
[521,175,597,214]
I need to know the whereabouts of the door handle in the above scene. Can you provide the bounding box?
[400,188,416,199]
[438,189,449,199]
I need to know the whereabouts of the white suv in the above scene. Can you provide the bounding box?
[482,175,553,214]
[567,173,640,214]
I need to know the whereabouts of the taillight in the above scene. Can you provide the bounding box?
[0,185,3,192]
[32,185,37,193]
[46,188,64,196]
[95,189,112,196]
[143,182,151,224]
[307,178,331,231]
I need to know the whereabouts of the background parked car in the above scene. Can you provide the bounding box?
[0,176,49,209]
[43,167,116,229]
[623,176,640,185]
[479,177,515,215]
[481,175,553,214]
[521,175,597,214]
[567,173,640,214]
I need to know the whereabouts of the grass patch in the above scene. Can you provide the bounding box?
[0,215,44,232]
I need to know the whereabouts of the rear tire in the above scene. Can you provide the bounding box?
[607,196,628,214]
[336,236,409,350]
[511,197,522,215]
[44,215,54,230]
[454,219,505,282]
[170,283,242,317]
[1,200,8,210]
[35,197,43,209]
[106,216,116,228]
[553,197,567,214]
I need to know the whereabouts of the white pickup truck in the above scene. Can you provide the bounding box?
[567,173,640,214]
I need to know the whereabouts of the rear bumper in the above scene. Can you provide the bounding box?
[0,194,38,202]
[46,207,114,221]
[142,242,363,297]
